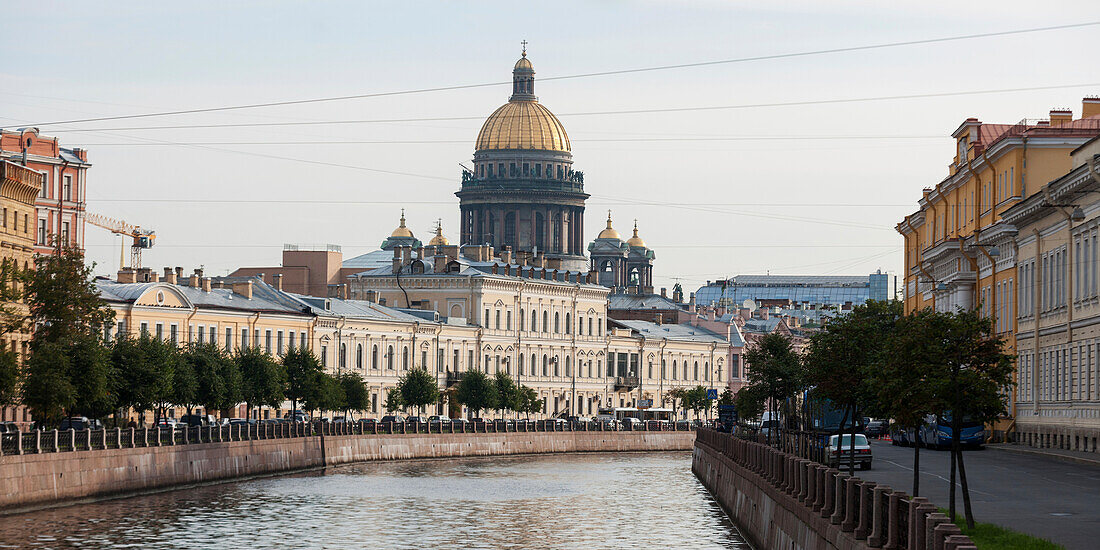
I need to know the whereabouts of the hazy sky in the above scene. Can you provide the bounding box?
[2,2,1097,295]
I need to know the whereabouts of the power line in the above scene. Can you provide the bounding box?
[45,82,1100,133]
[73,135,944,145]
[22,21,1100,127]
[85,198,911,207]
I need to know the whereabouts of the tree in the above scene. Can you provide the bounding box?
[397,367,440,415]
[684,385,710,419]
[456,369,497,417]
[803,300,902,473]
[742,332,803,444]
[304,373,344,418]
[283,347,323,416]
[21,340,75,426]
[25,242,114,348]
[665,387,685,418]
[68,335,115,420]
[0,258,28,339]
[717,388,735,408]
[339,372,370,419]
[493,371,519,417]
[734,386,765,424]
[171,348,199,416]
[517,385,541,419]
[874,307,943,497]
[237,346,285,420]
[385,387,404,413]
[113,334,178,425]
[920,308,1015,529]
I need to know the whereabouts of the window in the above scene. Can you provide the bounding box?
[485,354,490,373]
[62,175,72,201]
[357,344,363,369]
[588,317,592,335]
[518,354,525,376]
[339,343,347,369]
[532,310,538,331]
[321,345,328,366]
[61,222,70,245]
[565,313,571,334]
[373,345,379,369]
[484,309,490,327]
[140,322,149,336]
[437,349,444,373]
[506,310,512,330]
[289,331,295,350]
[241,328,249,348]
[661,360,666,379]
[170,324,178,344]
[543,355,548,376]
[672,360,678,380]
[155,323,164,340]
[23,214,27,234]
[422,350,428,370]
[453,349,459,372]
[265,329,272,354]
[495,309,501,329]
[519,309,524,331]
[704,361,710,381]
[469,350,474,372]
[554,312,560,333]
[225,327,233,351]
[277,330,284,355]
[402,346,408,370]
[301,332,307,349]
[37,219,45,245]
[543,311,548,332]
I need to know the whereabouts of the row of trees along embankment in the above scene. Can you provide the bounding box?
[735,300,1014,530]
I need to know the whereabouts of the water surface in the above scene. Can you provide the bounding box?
[0,452,749,549]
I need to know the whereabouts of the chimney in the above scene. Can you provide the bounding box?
[393,248,402,273]
[175,266,184,280]
[461,244,481,261]
[201,277,212,292]
[415,246,425,260]
[188,270,201,288]
[341,284,349,300]
[434,254,448,273]
[708,309,716,321]
[363,290,378,303]
[541,268,548,280]
[500,246,512,266]
[163,267,176,284]
[504,264,511,276]
[534,251,545,267]
[401,245,412,264]
[1084,97,1100,120]
[1049,108,1073,127]
[443,244,460,261]
[688,292,697,313]
[492,263,499,275]
[117,268,136,284]
[231,280,253,299]
[660,287,667,298]
[655,313,663,325]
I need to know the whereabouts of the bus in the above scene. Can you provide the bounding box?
[596,407,676,423]
[918,413,985,449]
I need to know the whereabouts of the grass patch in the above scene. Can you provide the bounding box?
[939,509,1064,550]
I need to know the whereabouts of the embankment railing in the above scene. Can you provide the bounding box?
[0,419,696,457]
[695,429,977,550]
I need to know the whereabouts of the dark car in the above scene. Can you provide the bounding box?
[228,418,255,427]
[865,420,888,438]
[380,415,405,424]
[358,417,378,426]
[406,416,428,424]
[59,417,101,431]
[179,414,216,428]
[0,422,20,433]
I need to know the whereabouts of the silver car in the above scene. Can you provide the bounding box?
[826,434,873,470]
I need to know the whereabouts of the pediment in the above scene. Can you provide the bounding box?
[134,285,193,309]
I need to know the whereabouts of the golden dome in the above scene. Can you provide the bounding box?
[428,220,448,246]
[626,220,647,248]
[597,211,621,240]
[514,55,533,71]
[390,210,414,238]
[475,101,571,152]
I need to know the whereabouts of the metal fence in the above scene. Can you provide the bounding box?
[0,419,695,457]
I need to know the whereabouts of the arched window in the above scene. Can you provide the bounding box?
[661,360,666,379]
[532,310,538,331]
[565,356,571,377]
[339,344,346,368]
[504,211,516,245]
[518,354,525,376]
[672,360,678,380]
[588,317,593,335]
[704,361,709,381]
[356,344,363,369]
[372,345,379,369]
[628,267,640,286]
[519,309,525,331]
[684,362,689,380]
[552,212,562,252]
[387,345,394,370]
[543,311,548,332]
[554,312,560,333]
[531,353,536,375]
[565,313,571,334]
[402,346,409,370]
[543,355,549,376]
[553,357,560,377]
[485,354,490,373]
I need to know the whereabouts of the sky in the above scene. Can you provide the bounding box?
[2,1,1098,296]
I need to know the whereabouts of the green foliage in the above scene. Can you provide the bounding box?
[339,372,370,414]
[941,509,1064,550]
[743,332,803,427]
[683,385,710,414]
[493,371,519,414]
[385,387,404,413]
[0,258,27,339]
[397,367,439,414]
[513,385,540,418]
[25,242,114,348]
[236,346,285,418]
[717,388,735,407]
[282,347,323,413]
[456,369,497,416]
[68,335,115,420]
[874,308,944,431]
[113,335,178,421]
[0,348,19,406]
[182,343,241,416]
[21,340,75,425]
[303,373,344,414]
[734,386,765,421]
[171,348,199,412]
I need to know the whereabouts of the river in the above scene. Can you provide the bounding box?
[0,452,749,549]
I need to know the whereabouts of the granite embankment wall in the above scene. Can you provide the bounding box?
[1,431,693,513]
[693,430,977,550]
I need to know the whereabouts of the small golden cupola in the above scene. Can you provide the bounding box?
[390,209,414,238]
[597,210,622,240]
[626,220,647,248]
[428,219,449,246]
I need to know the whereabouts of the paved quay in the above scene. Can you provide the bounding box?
[859,440,1100,550]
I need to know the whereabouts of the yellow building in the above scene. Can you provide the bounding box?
[897,98,1100,425]
[0,161,43,427]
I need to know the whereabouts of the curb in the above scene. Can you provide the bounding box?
[984,443,1100,468]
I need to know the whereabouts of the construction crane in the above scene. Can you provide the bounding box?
[86,212,156,270]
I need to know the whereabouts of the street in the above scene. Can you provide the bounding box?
[858,441,1100,549]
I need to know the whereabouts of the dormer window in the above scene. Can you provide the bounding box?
[957,138,968,165]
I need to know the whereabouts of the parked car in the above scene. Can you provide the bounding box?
[286,410,310,422]
[358,418,377,426]
[179,414,216,428]
[332,416,348,423]
[380,415,405,424]
[154,418,178,428]
[865,420,888,438]
[59,416,101,431]
[428,415,452,426]
[406,416,428,424]
[622,417,643,430]
[826,434,873,470]
[0,422,21,433]
[451,418,470,428]
[227,418,255,427]
[890,426,918,447]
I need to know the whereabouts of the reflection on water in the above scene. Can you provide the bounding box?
[0,452,748,549]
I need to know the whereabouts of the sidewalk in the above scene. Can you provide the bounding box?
[985,442,1100,468]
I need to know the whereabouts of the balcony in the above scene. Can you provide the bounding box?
[446,372,464,387]
[614,376,639,391]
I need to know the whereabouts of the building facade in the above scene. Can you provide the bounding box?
[0,128,89,255]
[1001,136,1100,451]
[0,161,44,426]
[695,273,890,311]
[456,51,588,272]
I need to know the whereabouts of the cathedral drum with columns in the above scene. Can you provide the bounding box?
[456,49,589,272]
